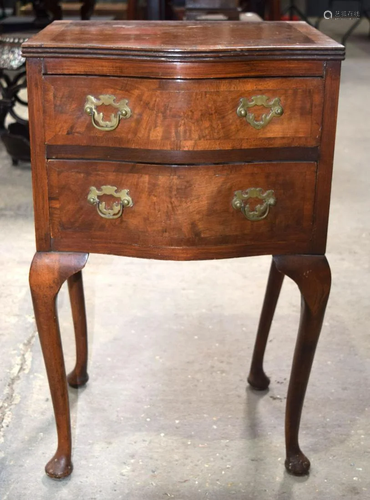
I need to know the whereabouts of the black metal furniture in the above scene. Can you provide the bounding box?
[282,0,312,25]
[0,34,30,165]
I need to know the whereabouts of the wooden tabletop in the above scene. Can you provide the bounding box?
[22,21,345,60]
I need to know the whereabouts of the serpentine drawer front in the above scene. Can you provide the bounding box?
[43,76,324,151]
[24,21,344,480]
[47,160,317,259]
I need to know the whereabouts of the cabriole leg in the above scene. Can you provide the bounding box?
[248,257,284,390]
[274,255,331,476]
[29,252,89,479]
[67,271,89,388]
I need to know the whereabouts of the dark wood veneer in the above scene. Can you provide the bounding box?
[46,145,319,164]
[25,21,344,480]
[22,21,345,60]
[47,160,317,258]
[43,76,324,151]
[44,58,325,79]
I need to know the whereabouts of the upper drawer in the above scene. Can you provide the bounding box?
[43,76,324,151]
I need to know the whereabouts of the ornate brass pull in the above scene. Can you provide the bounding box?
[84,94,131,132]
[232,188,276,221]
[237,95,283,130]
[87,185,133,219]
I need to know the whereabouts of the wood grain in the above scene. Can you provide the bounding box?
[46,145,319,164]
[47,160,317,259]
[26,59,50,251]
[22,21,345,60]
[43,76,324,151]
[310,61,342,252]
[43,58,325,79]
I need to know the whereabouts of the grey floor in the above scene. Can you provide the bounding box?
[1,19,370,500]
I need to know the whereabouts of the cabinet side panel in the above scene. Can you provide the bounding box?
[27,58,51,250]
[311,60,342,252]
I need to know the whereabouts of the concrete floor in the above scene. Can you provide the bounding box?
[1,19,370,500]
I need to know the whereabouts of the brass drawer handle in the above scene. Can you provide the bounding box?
[237,95,283,130]
[232,188,276,221]
[87,185,133,219]
[84,94,132,132]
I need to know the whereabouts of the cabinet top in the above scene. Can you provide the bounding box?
[22,20,344,61]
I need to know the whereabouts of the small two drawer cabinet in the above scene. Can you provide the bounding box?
[23,21,344,479]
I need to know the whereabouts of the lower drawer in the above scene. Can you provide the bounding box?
[48,160,317,260]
